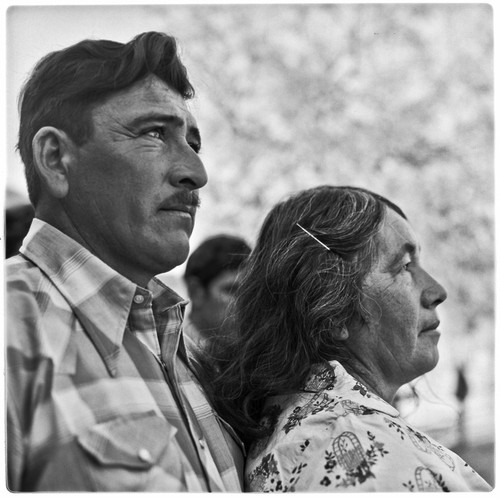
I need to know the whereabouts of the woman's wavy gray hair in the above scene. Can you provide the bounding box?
[206,185,406,442]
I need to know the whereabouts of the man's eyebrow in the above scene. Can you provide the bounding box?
[129,112,185,128]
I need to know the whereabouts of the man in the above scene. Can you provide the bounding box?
[183,235,251,349]
[6,32,243,492]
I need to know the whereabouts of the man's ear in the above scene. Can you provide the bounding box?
[32,126,75,199]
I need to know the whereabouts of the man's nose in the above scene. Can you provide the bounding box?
[421,270,448,309]
[169,148,208,190]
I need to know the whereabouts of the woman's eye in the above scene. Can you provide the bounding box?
[402,261,412,272]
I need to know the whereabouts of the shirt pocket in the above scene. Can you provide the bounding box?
[76,411,184,491]
[37,411,184,491]
[78,411,173,468]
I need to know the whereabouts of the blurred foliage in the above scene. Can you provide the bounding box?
[156,4,493,339]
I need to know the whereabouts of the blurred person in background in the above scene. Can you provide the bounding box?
[205,185,491,492]
[5,31,243,492]
[5,202,34,258]
[183,234,251,350]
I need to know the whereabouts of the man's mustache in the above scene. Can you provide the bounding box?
[160,191,201,212]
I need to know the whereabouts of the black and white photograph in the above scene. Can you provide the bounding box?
[3,2,495,492]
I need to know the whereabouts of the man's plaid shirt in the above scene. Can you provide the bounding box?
[6,219,244,492]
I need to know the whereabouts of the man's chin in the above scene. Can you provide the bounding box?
[157,240,191,272]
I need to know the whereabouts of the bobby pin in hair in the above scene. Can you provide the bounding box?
[296,223,331,252]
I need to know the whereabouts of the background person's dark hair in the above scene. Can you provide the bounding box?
[5,204,35,258]
[184,235,251,289]
[17,31,194,207]
[204,185,407,444]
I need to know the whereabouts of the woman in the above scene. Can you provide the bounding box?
[208,186,491,492]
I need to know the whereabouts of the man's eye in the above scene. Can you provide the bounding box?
[145,128,163,139]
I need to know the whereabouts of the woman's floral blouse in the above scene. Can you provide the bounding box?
[245,361,492,492]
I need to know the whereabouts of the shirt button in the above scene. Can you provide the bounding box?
[138,448,153,463]
[199,439,205,449]
[133,294,145,304]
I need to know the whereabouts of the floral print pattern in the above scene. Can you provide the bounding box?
[246,442,310,492]
[318,430,389,488]
[245,361,491,492]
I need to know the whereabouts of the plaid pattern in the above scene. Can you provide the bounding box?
[5,219,244,492]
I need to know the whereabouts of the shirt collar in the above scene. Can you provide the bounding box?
[21,219,187,375]
[148,277,190,364]
[148,277,188,313]
[312,360,400,418]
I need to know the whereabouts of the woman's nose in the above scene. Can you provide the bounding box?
[421,270,448,308]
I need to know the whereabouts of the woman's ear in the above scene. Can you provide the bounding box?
[32,126,75,199]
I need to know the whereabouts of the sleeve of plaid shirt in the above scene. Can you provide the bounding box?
[6,391,24,491]
[6,274,43,491]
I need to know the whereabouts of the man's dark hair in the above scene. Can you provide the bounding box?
[184,235,251,289]
[17,31,194,206]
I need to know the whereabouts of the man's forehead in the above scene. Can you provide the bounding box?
[101,75,194,119]
[144,79,199,130]
[141,77,192,111]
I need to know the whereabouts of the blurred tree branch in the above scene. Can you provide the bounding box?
[154,4,493,338]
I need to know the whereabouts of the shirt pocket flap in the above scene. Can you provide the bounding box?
[77,412,174,470]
